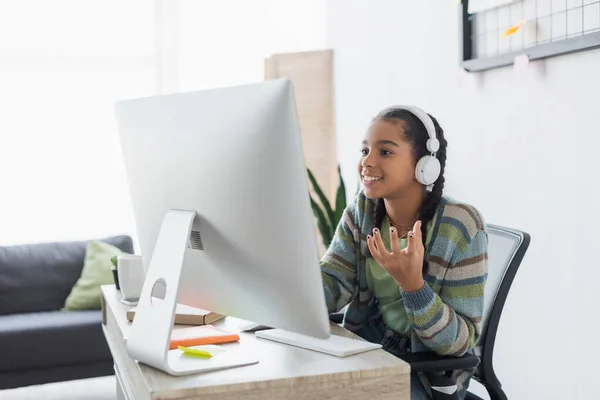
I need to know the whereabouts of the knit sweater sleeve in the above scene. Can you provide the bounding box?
[320,199,360,314]
[401,207,488,356]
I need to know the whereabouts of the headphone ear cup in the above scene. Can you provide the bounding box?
[415,156,441,186]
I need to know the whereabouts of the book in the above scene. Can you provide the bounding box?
[126,303,224,326]
[169,325,240,350]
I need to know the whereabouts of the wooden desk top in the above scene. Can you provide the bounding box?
[101,285,410,400]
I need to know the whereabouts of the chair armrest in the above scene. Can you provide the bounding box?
[400,352,480,373]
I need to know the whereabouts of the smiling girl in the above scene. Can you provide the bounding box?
[320,106,488,399]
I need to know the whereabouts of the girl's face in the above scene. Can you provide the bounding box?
[358,120,418,199]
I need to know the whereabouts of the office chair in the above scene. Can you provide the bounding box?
[330,224,530,400]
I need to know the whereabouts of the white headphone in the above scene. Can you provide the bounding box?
[384,105,441,192]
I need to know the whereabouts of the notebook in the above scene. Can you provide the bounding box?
[126,303,224,326]
[169,325,240,350]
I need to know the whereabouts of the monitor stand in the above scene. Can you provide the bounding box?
[125,209,259,376]
[238,321,272,332]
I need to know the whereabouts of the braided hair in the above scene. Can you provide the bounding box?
[372,108,447,273]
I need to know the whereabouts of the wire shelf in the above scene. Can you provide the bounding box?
[462,0,600,71]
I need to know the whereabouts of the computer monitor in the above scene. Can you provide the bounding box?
[114,79,331,375]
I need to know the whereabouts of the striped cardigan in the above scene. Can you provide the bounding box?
[321,191,488,395]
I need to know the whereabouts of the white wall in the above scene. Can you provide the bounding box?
[326,1,599,399]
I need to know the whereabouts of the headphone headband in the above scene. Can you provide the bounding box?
[378,105,441,192]
[388,105,439,154]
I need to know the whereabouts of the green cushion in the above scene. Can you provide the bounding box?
[63,240,124,310]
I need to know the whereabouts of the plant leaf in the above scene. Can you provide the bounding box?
[310,195,332,249]
[307,168,335,240]
[110,255,118,269]
[334,164,346,224]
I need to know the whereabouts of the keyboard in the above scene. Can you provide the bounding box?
[255,329,382,357]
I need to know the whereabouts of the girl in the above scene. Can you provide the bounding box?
[320,106,488,400]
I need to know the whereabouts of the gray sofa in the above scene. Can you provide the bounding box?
[0,235,134,390]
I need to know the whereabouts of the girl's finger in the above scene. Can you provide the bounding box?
[414,220,423,251]
[373,228,388,257]
[367,235,379,258]
[406,220,422,254]
[389,226,401,255]
[406,229,416,254]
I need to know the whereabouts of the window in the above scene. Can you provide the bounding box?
[0,1,157,245]
[461,0,600,71]
[0,0,327,246]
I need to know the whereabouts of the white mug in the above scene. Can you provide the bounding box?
[117,254,145,302]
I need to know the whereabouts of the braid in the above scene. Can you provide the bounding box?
[417,116,446,272]
[374,109,448,273]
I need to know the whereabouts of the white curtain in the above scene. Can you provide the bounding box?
[0,0,326,247]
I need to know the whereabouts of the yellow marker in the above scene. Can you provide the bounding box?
[502,20,526,37]
[178,345,212,358]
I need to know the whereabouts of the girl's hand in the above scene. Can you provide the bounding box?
[367,220,425,292]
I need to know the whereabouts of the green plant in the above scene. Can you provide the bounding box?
[307,165,347,249]
[110,255,118,271]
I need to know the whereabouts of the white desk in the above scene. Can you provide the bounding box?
[101,285,410,400]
